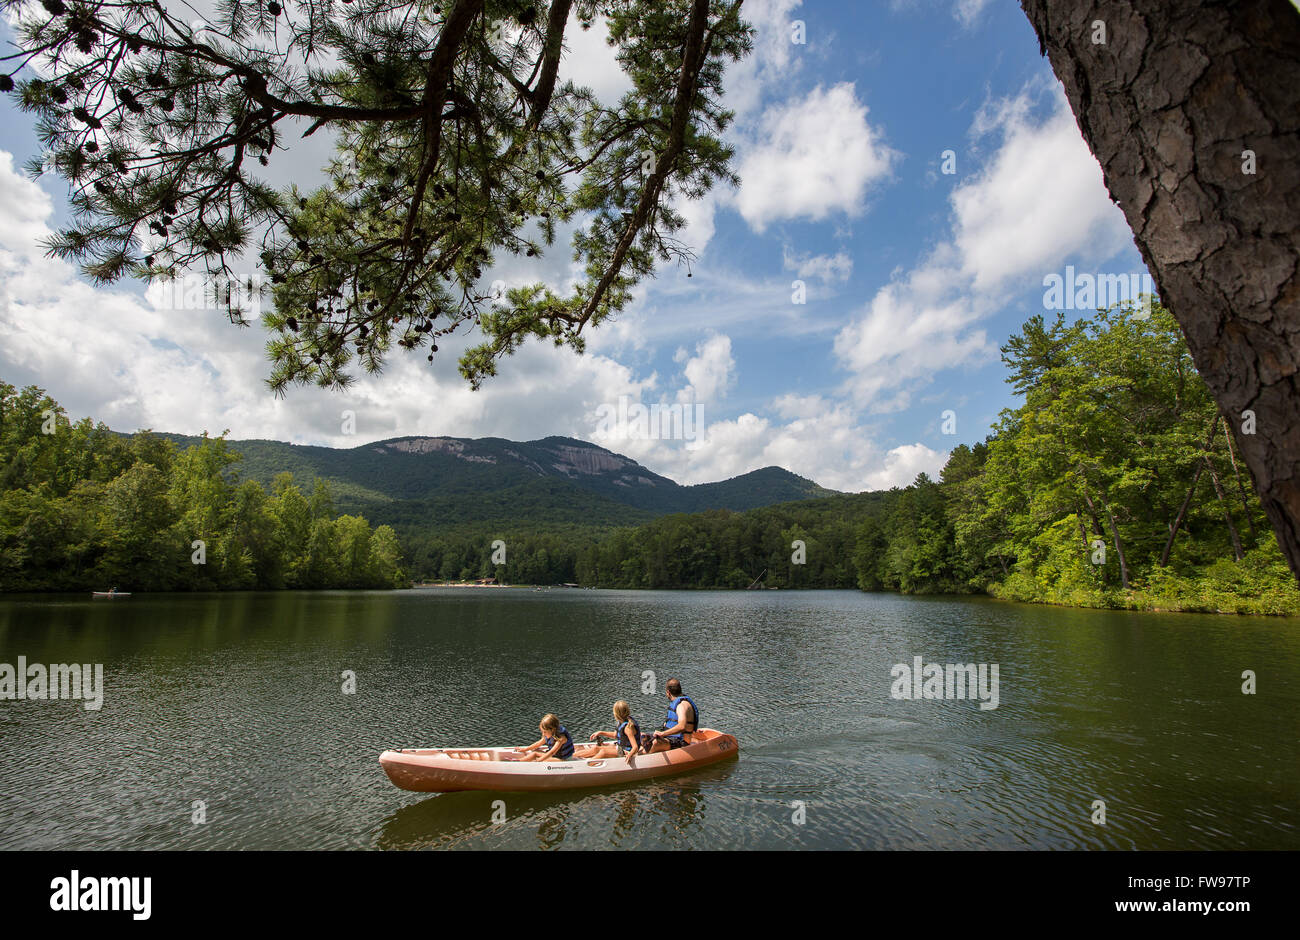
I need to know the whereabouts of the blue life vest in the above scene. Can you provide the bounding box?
[616,718,639,753]
[544,726,574,759]
[664,696,698,741]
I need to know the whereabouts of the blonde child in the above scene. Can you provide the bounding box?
[516,714,575,761]
[575,700,641,764]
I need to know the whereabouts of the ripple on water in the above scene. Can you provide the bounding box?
[0,588,1297,850]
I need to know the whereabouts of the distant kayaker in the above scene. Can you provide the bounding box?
[517,714,575,761]
[642,678,698,753]
[576,700,642,764]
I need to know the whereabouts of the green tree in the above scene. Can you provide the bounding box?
[303,517,340,588]
[99,459,178,587]
[368,524,407,588]
[334,514,373,587]
[5,0,752,391]
[271,475,314,587]
[229,479,283,587]
[1021,0,1300,588]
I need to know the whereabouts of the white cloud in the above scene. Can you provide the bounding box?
[783,246,853,282]
[0,152,55,256]
[864,442,949,489]
[953,0,994,27]
[647,0,816,261]
[0,149,665,450]
[558,13,633,106]
[735,83,897,232]
[604,391,948,491]
[577,340,950,493]
[887,0,994,29]
[0,145,951,495]
[677,333,735,404]
[954,103,1133,292]
[594,264,844,350]
[668,188,717,262]
[724,0,808,120]
[833,86,1134,412]
[834,264,994,412]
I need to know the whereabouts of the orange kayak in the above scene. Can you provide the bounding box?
[379,728,739,793]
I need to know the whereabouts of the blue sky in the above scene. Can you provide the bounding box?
[0,0,1151,491]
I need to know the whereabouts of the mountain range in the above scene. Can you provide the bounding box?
[157,433,840,532]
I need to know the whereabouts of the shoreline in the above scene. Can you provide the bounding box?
[1,583,1294,617]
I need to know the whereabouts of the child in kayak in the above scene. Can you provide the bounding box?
[575,701,641,764]
[517,714,575,761]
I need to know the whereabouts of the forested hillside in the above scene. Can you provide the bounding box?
[944,304,1294,612]
[154,433,835,526]
[0,383,406,592]
[3,301,1295,612]
[411,304,1299,614]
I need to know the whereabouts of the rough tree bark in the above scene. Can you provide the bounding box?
[1020,1,1300,584]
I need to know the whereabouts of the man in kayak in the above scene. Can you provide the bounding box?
[641,678,699,753]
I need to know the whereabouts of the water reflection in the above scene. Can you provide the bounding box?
[374,762,737,850]
[1,589,1297,850]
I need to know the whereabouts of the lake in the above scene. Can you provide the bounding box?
[0,588,1296,850]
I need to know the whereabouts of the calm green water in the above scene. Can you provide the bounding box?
[0,588,1296,850]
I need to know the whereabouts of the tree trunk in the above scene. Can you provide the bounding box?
[1205,453,1246,561]
[1099,497,1132,590]
[1020,0,1300,584]
[1221,415,1258,540]
[1160,460,1206,567]
[1082,484,1130,588]
[1083,501,1108,581]
[1159,413,1219,566]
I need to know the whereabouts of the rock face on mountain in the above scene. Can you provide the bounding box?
[378,437,498,463]
[549,442,635,477]
[380,437,479,458]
